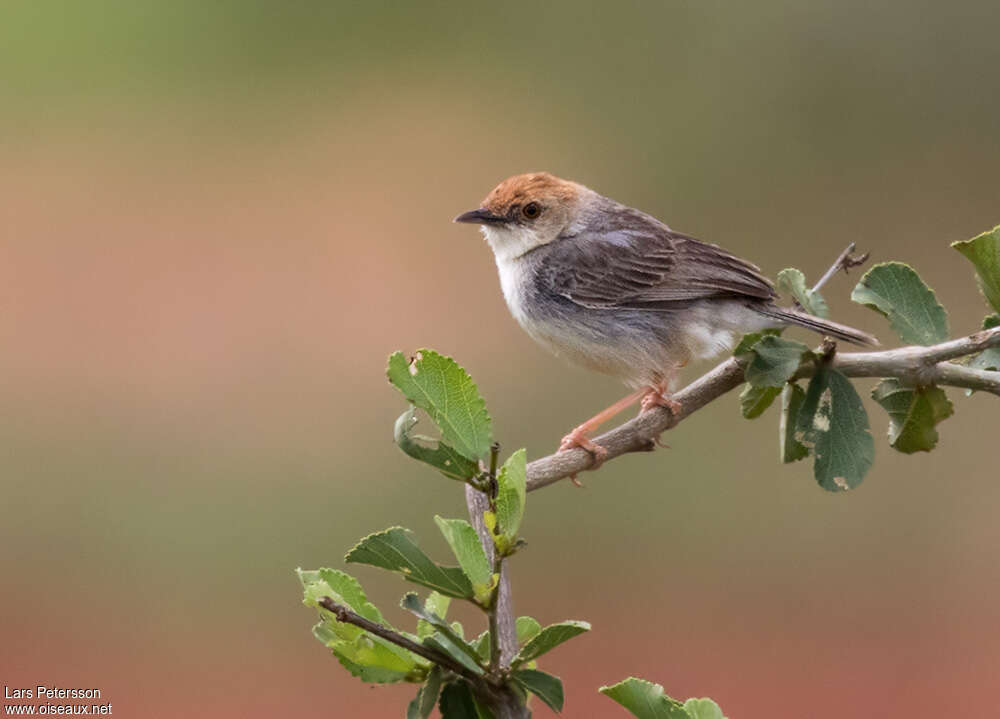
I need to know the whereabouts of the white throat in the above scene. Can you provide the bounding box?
[480,225,543,324]
[481,225,546,264]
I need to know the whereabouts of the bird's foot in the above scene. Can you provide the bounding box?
[640,389,682,416]
[558,428,608,477]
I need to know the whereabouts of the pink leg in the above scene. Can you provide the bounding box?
[559,388,647,470]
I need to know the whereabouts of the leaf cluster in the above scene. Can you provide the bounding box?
[297,351,591,716]
[736,227,1000,491]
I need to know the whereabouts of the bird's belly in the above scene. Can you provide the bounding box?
[516,307,687,388]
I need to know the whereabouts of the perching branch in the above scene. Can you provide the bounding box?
[525,325,1000,492]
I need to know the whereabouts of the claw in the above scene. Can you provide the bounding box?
[559,429,608,470]
[640,389,682,416]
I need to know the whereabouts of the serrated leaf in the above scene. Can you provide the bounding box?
[439,680,494,719]
[745,336,810,388]
[795,368,874,491]
[851,262,948,345]
[871,379,954,453]
[312,621,415,683]
[512,669,564,713]
[952,226,1000,313]
[683,697,727,719]
[346,527,473,599]
[297,567,387,624]
[417,592,451,640]
[331,648,413,684]
[516,616,542,645]
[424,634,486,677]
[401,593,486,676]
[779,383,809,463]
[513,621,590,667]
[739,383,781,418]
[300,569,421,681]
[471,630,490,661]
[599,677,691,719]
[434,516,493,601]
[387,350,493,462]
[394,406,480,481]
[495,449,527,549]
[732,329,780,355]
[777,267,829,318]
[309,615,420,683]
[408,665,444,719]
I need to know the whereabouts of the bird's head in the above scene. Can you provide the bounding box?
[455,172,587,261]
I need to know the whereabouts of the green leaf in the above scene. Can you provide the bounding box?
[433,516,493,602]
[952,225,1000,313]
[513,621,590,667]
[407,665,444,719]
[439,681,494,719]
[312,620,420,684]
[851,262,948,345]
[297,567,387,624]
[417,592,451,640]
[744,336,811,388]
[683,697,727,719]
[516,616,542,645]
[400,593,485,676]
[394,406,480,481]
[387,350,493,462]
[599,677,691,719]
[795,368,874,491]
[301,568,422,684]
[739,383,782,419]
[471,630,490,661]
[299,569,422,681]
[328,645,413,684]
[871,379,954,453]
[777,267,829,318]
[346,527,474,599]
[495,449,527,550]
[424,633,486,677]
[732,328,780,356]
[512,669,564,713]
[779,383,809,463]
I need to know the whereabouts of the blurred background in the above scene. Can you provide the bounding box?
[2,1,999,716]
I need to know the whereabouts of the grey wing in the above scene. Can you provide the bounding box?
[538,211,776,310]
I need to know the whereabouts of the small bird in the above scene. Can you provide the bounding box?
[455,172,876,465]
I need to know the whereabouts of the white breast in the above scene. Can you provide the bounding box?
[495,255,529,324]
[482,226,539,325]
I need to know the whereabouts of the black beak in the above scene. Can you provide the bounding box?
[453,208,508,225]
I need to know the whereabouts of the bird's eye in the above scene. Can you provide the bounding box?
[522,202,541,219]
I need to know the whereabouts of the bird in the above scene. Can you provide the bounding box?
[455,172,877,467]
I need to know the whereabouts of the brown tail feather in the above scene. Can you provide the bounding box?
[758,305,879,347]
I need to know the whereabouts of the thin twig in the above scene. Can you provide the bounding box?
[811,242,870,293]
[485,442,503,677]
[466,447,526,717]
[317,597,482,684]
[525,326,1000,491]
